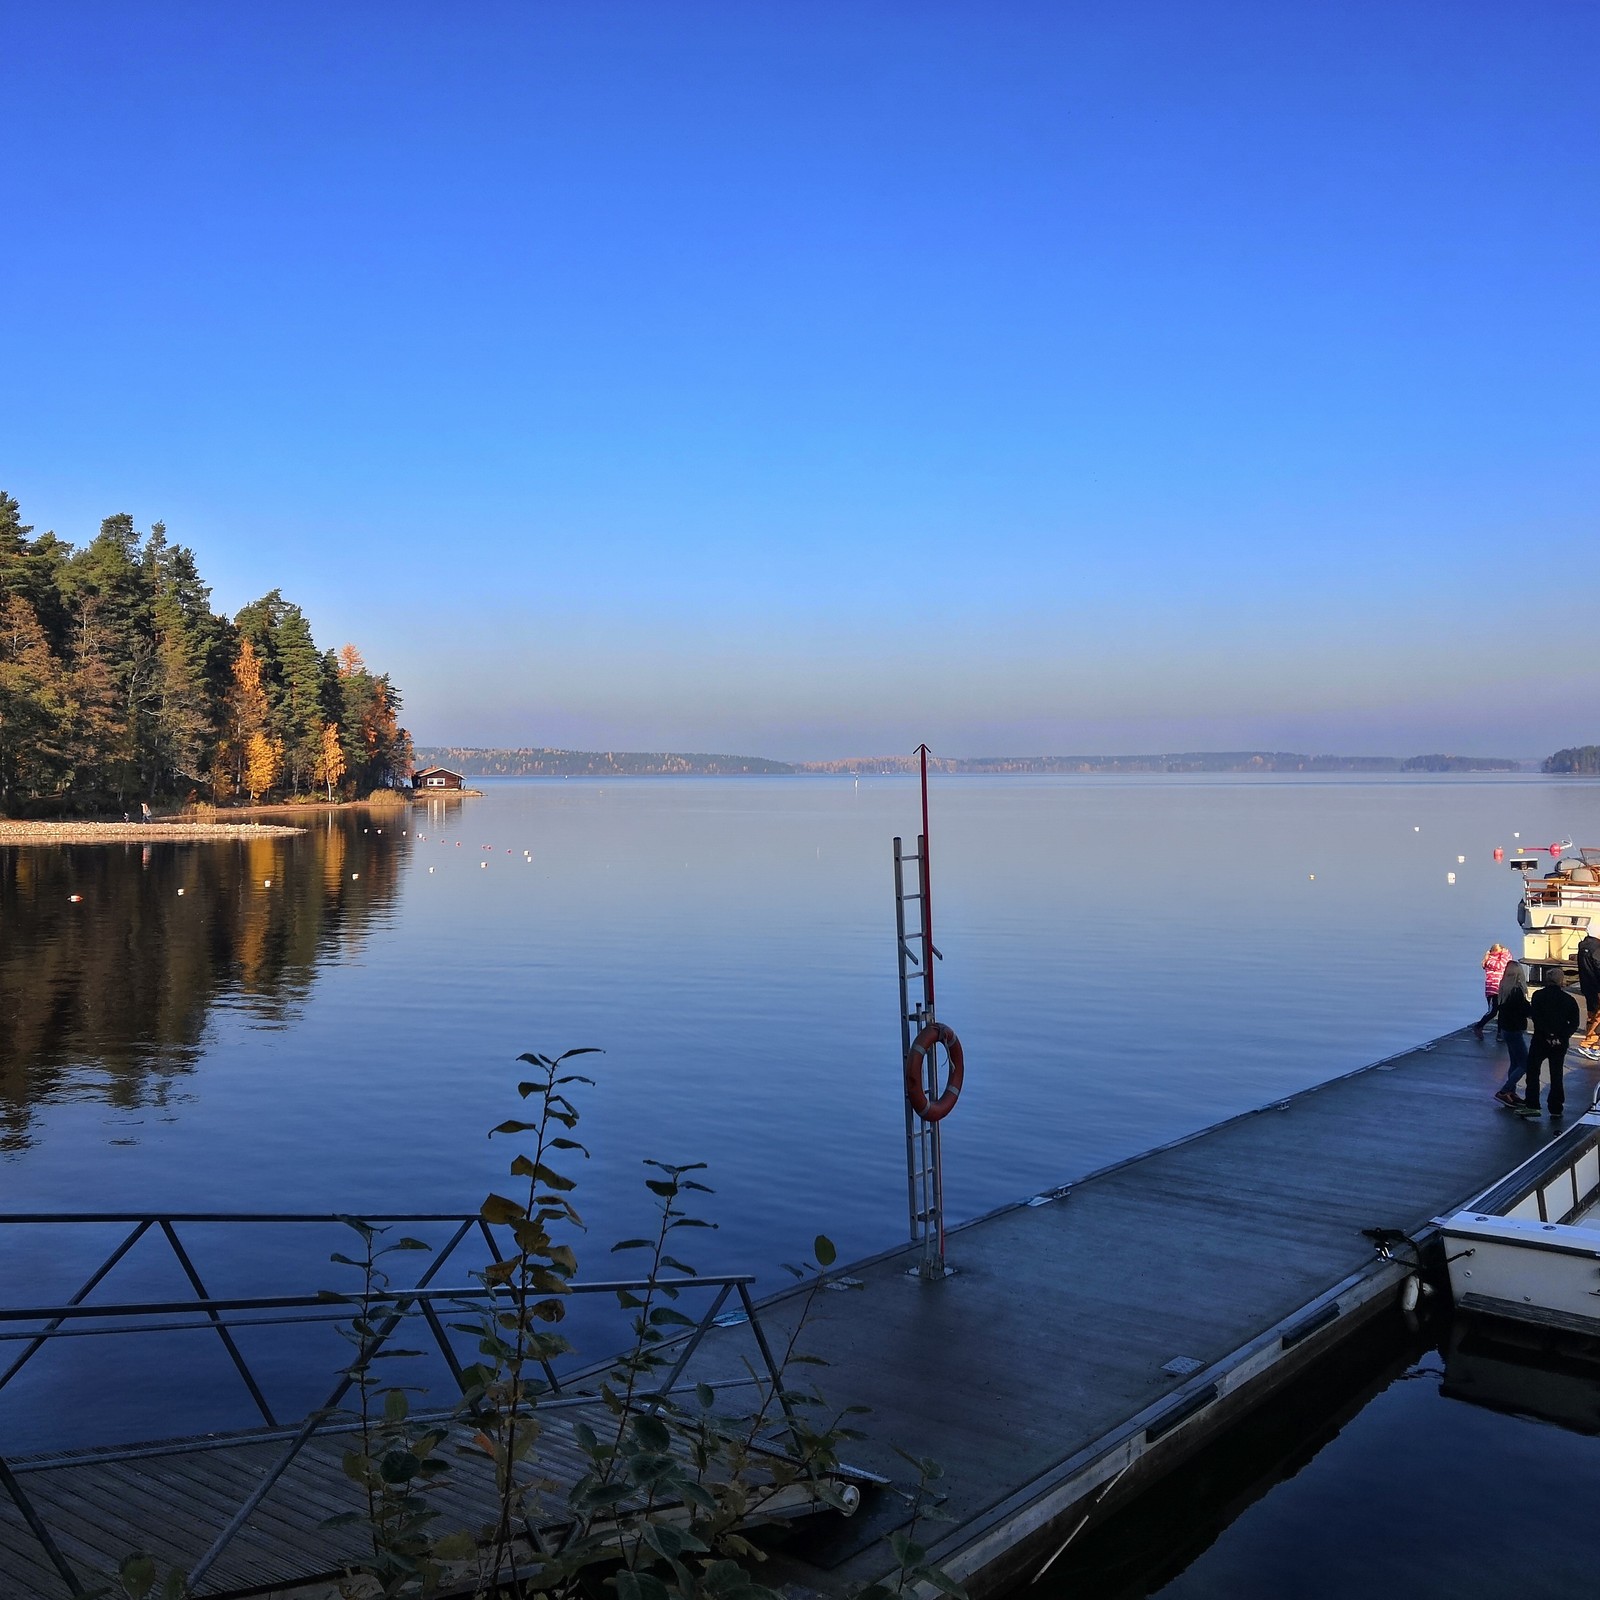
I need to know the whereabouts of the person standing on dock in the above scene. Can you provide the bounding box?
[1492,962,1532,1109]
[1522,969,1580,1118]
[1574,931,1600,1061]
[1474,944,1511,1039]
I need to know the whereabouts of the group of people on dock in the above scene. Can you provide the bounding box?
[1475,940,1600,1119]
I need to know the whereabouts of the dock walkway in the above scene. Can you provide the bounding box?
[673,1028,1595,1597]
[1,1029,1587,1598]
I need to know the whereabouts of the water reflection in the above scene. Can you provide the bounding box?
[0,811,413,1151]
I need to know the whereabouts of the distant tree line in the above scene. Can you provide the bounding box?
[0,491,412,813]
[1544,747,1600,775]
[797,752,1521,774]
[413,746,796,776]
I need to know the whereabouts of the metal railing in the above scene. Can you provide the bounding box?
[0,1212,793,1598]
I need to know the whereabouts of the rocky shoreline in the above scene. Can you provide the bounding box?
[0,820,306,844]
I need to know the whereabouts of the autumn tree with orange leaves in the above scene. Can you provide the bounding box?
[314,720,346,801]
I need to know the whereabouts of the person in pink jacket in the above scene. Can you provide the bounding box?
[1474,944,1512,1040]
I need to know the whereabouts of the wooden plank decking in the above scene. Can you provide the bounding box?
[672,1027,1598,1597]
[2,1028,1590,1598]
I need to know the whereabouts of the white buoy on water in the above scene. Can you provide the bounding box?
[1447,872,1457,883]
[1457,855,1465,864]
[263,878,272,887]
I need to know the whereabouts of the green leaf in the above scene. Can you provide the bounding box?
[626,1451,678,1484]
[611,1571,648,1600]
[489,1119,542,1136]
[648,1306,696,1328]
[814,1234,837,1268]
[889,1532,927,1568]
[695,1382,716,1410]
[641,1521,708,1560]
[379,1449,419,1483]
[611,1239,655,1252]
[383,1389,408,1422]
[574,1480,633,1508]
[118,1554,156,1600]
[630,1413,671,1452]
[913,1564,970,1600]
[679,1479,719,1511]
[433,1530,477,1561]
[700,1559,757,1598]
[479,1193,527,1225]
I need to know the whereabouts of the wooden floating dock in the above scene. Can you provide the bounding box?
[1,1028,1590,1598]
[674,1027,1598,1598]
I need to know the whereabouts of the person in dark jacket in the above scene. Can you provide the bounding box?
[1523,969,1581,1117]
[1575,932,1600,1060]
[1492,962,1533,1109]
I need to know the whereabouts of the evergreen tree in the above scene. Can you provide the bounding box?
[147,527,222,790]
[66,602,125,797]
[0,594,71,800]
[272,604,326,790]
[63,515,160,797]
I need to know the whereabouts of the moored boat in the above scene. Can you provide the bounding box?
[1438,1106,1600,1334]
[1514,842,1600,979]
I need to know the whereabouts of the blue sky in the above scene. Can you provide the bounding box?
[3,2,1596,758]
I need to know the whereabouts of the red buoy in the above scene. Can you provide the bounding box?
[905,1022,965,1123]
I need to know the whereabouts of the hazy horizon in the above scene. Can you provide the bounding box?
[5,3,1596,760]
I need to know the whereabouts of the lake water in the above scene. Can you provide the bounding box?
[3,773,1599,1568]
[5,774,1596,1257]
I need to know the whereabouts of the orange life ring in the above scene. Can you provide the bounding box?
[905,1022,964,1123]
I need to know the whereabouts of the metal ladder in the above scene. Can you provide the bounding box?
[894,833,947,1278]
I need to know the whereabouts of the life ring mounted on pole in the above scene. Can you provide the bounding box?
[906,1021,964,1123]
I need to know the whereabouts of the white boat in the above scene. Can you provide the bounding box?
[1438,1105,1600,1334]
[1514,843,1600,975]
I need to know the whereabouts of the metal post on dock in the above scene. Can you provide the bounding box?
[893,746,961,1280]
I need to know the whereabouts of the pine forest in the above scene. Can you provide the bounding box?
[0,492,412,813]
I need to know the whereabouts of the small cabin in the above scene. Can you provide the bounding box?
[412,765,465,791]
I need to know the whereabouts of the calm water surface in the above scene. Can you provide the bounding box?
[6,774,1597,1250]
[3,773,1599,1569]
